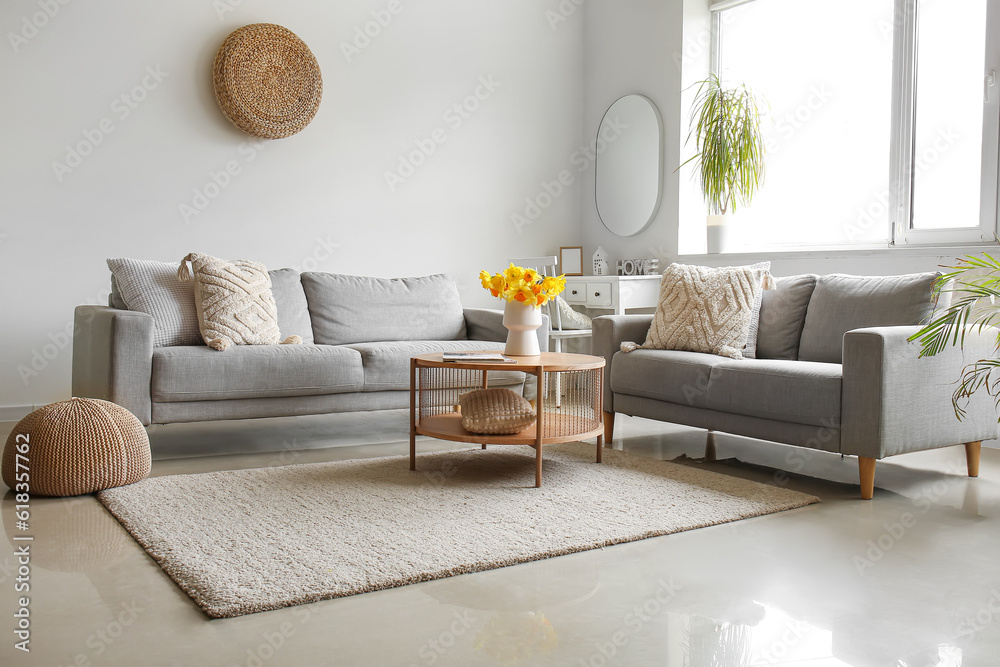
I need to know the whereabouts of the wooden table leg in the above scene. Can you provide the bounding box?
[409,358,417,471]
[596,434,603,463]
[535,369,544,488]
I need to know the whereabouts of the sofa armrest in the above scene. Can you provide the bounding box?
[464,307,550,351]
[842,325,999,459]
[72,306,155,425]
[592,314,654,412]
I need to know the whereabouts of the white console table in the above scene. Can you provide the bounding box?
[562,275,661,315]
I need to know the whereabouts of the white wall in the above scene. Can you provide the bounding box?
[0,0,586,415]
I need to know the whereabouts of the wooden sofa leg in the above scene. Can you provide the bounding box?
[603,411,614,446]
[965,441,982,477]
[859,457,876,500]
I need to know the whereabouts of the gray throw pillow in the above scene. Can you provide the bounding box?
[106,258,202,347]
[755,274,818,360]
[269,269,314,344]
[798,272,941,363]
[302,273,468,345]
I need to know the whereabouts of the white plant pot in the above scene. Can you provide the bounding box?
[706,215,731,254]
[502,301,542,356]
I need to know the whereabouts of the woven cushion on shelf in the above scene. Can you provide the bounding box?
[2,398,151,497]
[459,388,536,435]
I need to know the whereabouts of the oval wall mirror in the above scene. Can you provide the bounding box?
[595,94,663,237]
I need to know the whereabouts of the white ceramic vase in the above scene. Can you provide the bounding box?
[706,214,730,254]
[502,301,542,356]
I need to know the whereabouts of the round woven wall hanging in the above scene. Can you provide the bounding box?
[212,23,323,139]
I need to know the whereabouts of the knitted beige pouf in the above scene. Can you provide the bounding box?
[2,398,150,497]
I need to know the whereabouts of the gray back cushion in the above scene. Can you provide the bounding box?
[269,269,314,344]
[302,273,467,345]
[755,274,818,360]
[798,272,941,363]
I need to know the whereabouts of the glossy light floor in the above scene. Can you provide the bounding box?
[2,411,999,667]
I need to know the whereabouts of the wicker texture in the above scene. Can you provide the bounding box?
[2,398,150,497]
[459,388,537,435]
[213,23,323,139]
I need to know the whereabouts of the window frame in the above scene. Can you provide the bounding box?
[709,0,1000,249]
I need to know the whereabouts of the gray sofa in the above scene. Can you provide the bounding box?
[73,270,545,427]
[594,272,999,499]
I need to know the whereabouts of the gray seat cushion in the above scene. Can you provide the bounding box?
[705,358,842,427]
[756,274,818,361]
[610,349,731,409]
[344,340,512,391]
[303,273,467,345]
[152,345,364,402]
[269,268,314,344]
[798,272,941,363]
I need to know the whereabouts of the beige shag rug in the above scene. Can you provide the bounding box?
[97,444,818,618]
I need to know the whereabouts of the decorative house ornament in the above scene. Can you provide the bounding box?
[593,247,610,276]
[213,23,323,139]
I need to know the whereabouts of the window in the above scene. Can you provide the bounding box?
[704,0,1000,250]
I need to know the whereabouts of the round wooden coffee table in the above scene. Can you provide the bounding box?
[409,352,605,487]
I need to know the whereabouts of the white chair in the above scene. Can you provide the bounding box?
[510,256,593,407]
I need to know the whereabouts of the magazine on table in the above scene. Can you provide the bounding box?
[441,352,518,363]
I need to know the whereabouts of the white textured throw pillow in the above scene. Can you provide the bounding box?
[623,262,773,360]
[741,260,773,359]
[178,253,302,351]
[106,258,202,347]
[555,295,592,330]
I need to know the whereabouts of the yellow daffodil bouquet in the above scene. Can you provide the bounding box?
[479,264,566,307]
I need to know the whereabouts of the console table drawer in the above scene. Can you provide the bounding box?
[587,282,612,307]
[565,285,587,304]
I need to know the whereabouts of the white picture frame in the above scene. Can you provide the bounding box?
[559,246,583,276]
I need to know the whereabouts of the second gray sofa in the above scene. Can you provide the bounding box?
[595,272,999,499]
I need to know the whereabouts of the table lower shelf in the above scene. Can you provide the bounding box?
[416,412,603,446]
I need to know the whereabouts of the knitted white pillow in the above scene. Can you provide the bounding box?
[178,253,302,351]
[554,295,592,330]
[623,262,773,360]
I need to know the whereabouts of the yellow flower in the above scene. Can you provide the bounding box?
[479,265,565,305]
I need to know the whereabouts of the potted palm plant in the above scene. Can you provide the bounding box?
[910,253,1000,420]
[682,74,767,253]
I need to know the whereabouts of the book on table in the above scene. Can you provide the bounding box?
[441,352,517,363]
